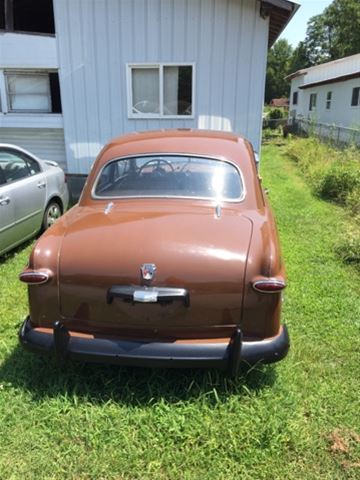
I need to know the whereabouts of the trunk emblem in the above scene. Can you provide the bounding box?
[141,263,157,281]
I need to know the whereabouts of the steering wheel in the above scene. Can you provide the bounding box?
[138,159,175,176]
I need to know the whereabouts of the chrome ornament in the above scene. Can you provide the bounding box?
[141,263,157,281]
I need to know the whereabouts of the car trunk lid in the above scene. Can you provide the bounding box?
[58,201,252,337]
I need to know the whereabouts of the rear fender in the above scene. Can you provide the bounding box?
[242,208,285,338]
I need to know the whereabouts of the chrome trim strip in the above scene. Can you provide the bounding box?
[91,153,246,203]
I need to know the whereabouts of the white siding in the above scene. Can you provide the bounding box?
[53,0,269,173]
[302,79,360,127]
[0,33,58,69]
[0,128,66,170]
[290,78,360,128]
[303,54,360,85]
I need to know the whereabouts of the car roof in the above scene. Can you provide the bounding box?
[0,143,41,161]
[96,129,254,169]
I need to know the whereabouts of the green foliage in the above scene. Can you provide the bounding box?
[285,137,360,267]
[289,41,311,73]
[335,226,360,264]
[294,0,360,69]
[316,162,360,204]
[268,108,284,120]
[265,39,293,103]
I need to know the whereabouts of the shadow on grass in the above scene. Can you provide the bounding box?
[0,345,276,406]
[0,239,34,265]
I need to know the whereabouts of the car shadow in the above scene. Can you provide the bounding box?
[0,345,276,406]
[0,239,34,265]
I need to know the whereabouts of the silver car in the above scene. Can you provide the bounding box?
[0,144,69,256]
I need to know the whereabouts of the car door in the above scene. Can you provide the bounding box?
[0,165,16,255]
[0,148,46,245]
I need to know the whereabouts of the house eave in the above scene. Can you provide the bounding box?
[298,71,360,90]
[260,0,300,48]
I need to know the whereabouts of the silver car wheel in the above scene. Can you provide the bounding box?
[45,203,61,228]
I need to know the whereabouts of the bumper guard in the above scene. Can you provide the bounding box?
[19,317,289,375]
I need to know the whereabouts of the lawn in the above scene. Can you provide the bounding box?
[0,142,359,479]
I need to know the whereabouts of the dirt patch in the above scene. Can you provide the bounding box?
[328,428,360,472]
[329,430,349,454]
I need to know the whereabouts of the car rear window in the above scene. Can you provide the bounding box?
[93,155,243,201]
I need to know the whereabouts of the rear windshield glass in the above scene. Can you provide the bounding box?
[94,155,243,200]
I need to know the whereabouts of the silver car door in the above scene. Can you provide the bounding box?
[0,148,46,242]
[0,166,16,255]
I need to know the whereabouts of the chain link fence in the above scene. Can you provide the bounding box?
[289,118,360,147]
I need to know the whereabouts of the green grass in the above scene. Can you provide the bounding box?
[1,145,360,479]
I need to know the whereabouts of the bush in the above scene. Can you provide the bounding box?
[284,137,360,269]
[315,162,360,204]
[268,108,284,120]
[345,186,360,216]
[335,226,360,266]
[286,138,360,204]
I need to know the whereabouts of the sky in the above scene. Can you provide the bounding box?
[279,0,333,47]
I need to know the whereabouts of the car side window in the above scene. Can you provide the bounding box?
[0,167,6,186]
[24,155,41,175]
[0,150,31,184]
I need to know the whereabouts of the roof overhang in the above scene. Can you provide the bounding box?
[286,70,308,81]
[299,71,360,89]
[259,0,300,47]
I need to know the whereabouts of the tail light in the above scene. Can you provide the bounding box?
[253,279,286,293]
[19,269,52,285]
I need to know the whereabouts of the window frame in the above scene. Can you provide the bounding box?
[351,87,360,107]
[4,70,59,114]
[91,153,246,203]
[309,93,317,111]
[126,63,195,120]
[0,147,42,185]
[326,91,332,110]
[0,0,55,36]
[292,91,298,105]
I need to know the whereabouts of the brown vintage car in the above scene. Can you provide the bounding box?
[19,129,289,375]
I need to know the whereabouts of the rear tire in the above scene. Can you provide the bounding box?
[42,200,62,231]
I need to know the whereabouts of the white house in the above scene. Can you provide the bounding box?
[288,54,360,140]
[0,0,298,190]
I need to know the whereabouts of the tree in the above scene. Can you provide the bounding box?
[302,0,360,66]
[265,39,293,103]
[289,41,311,73]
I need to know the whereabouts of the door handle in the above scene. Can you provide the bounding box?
[0,196,10,206]
[37,181,46,189]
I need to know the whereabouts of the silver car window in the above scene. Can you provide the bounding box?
[0,151,31,184]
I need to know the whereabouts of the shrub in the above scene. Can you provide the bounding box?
[345,186,360,216]
[335,226,360,266]
[315,162,360,204]
[268,108,284,120]
[284,137,360,269]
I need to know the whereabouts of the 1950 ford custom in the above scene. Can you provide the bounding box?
[19,129,289,375]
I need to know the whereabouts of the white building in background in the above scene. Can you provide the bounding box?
[0,0,298,191]
[288,54,360,130]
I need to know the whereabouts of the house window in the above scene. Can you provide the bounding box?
[292,91,298,105]
[326,91,332,110]
[5,72,62,113]
[128,64,194,118]
[0,0,54,35]
[0,0,5,30]
[351,87,360,107]
[309,93,317,111]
